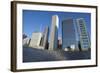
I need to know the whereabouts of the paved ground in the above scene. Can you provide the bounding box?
[23,47,91,62]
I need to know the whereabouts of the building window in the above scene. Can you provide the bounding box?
[82,40,88,43]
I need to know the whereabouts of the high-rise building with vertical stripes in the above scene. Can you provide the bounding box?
[76,18,90,51]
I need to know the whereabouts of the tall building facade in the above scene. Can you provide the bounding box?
[62,18,78,51]
[40,26,49,49]
[76,18,90,51]
[49,15,59,50]
[29,32,42,48]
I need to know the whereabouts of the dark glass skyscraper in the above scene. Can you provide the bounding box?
[62,18,78,51]
[76,18,90,51]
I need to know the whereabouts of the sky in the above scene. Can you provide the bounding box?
[23,10,91,41]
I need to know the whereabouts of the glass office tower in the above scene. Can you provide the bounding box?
[76,18,90,51]
[49,15,59,50]
[62,18,78,51]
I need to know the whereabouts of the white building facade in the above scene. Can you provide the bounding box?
[49,15,59,50]
[29,32,42,48]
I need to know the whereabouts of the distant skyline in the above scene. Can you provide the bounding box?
[23,10,91,41]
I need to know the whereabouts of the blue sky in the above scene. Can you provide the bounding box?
[23,10,91,40]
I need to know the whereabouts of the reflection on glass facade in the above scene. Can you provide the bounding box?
[62,18,78,51]
[76,18,90,51]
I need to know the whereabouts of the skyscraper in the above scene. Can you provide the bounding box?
[76,18,90,51]
[40,26,49,49]
[49,15,59,50]
[62,18,78,51]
